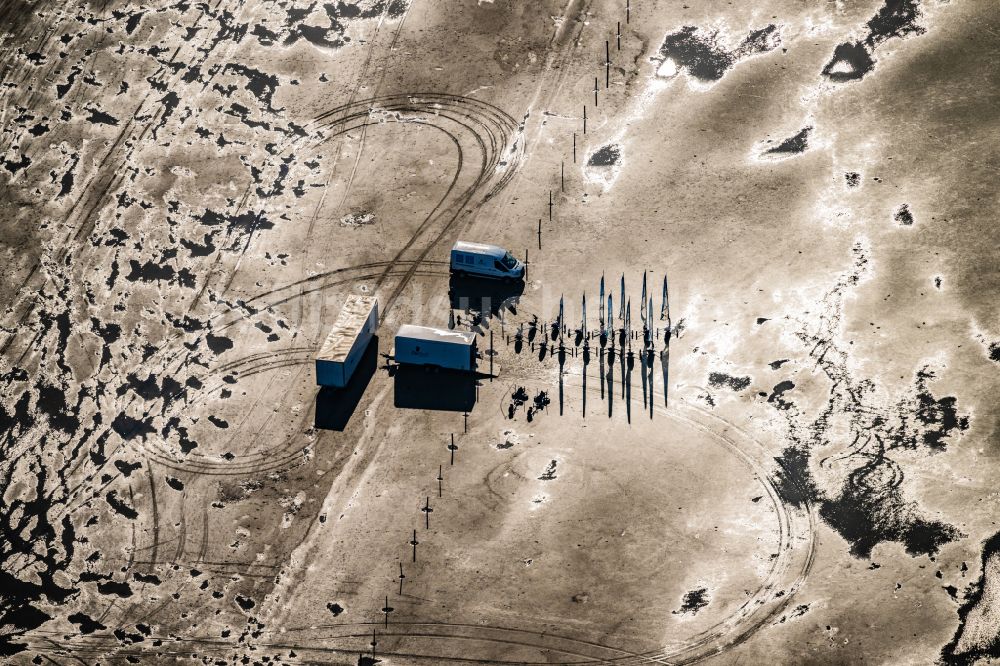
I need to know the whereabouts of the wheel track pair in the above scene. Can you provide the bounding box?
[115,93,520,477]
[55,92,510,486]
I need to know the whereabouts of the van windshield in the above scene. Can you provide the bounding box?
[501,251,518,269]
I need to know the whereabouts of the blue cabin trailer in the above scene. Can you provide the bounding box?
[394,325,477,372]
[315,295,379,387]
[450,241,524,281]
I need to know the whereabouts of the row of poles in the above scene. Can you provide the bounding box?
[362,434,459,662]
[508,3,678,418]
[366,4,638,661]
[542,0,630,247]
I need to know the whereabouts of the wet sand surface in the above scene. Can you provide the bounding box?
[1,0,998,664]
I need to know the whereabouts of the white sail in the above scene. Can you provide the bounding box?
[648,296,654,344]
[661,273,668,320]
[599,274,605,329]
[640,271,647,322]
[559,294,564,339]
[619,274,625,319]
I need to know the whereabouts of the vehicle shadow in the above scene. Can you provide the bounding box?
[449,274,524,322]
[314,336,379,431]
[394,364,478,412]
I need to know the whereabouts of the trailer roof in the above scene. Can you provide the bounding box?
[396,324,476,346]
[452,240,505,258]
[317,295,378,362]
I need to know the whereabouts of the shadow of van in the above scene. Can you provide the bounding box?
[314,336,379,431]
[393,364,478,412]
[449,274,524,320]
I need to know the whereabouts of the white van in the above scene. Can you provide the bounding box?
[450,241,524,281]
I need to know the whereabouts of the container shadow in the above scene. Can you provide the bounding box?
[314,336,379,431]
[394,365,478,412]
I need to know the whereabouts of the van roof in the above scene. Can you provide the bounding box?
[396,324,476,346]
[452,240,506,258]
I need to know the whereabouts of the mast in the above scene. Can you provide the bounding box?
[640,271,647,322]
[619,274,625,319]
[661,273,668,320]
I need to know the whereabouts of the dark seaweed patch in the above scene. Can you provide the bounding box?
[587,144,621,167]
[778,603,810,623]
[277,0,410,48]
[914,369,969,450]
[387,0,408,17]
[822,42,876,82]
[180,233,217,257]
[198,208,274,232]
[654,24,780,82]
[118,372,160,401]
[822,0,925,82]
[770,244,968,558]
[773,446,818,509]
[36,385,80,433]
[111,414,156,441]
[114,460,141,477]
[0,481,76,653]
[673,588,710,615]
[55,66,80,98]
[223,64,281,111]
[763,126,811,156]
[868,0,925,43]
[988,342,1000,363]
[84,107,119,126]
[252,24,280,45]
[206,333,234,355]
[133,572,161,585]
[96,580,133,597]
[155,91,179,138]
[3,153,31,174]
[166,313,204,332]
[105,490,138,519]
[845,172,861,187]
[819,481,960,558]
[941,531,1000,664]
[68,613,105,634]
[235,594,256,611]
[125,259,175,283]
[708,372,751,391]
[208,415,229,429]
[893,203,914,226]
[113,626,146,646]
[767,380,795,410]
[125,12,144,33]
[56,152,79,197]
